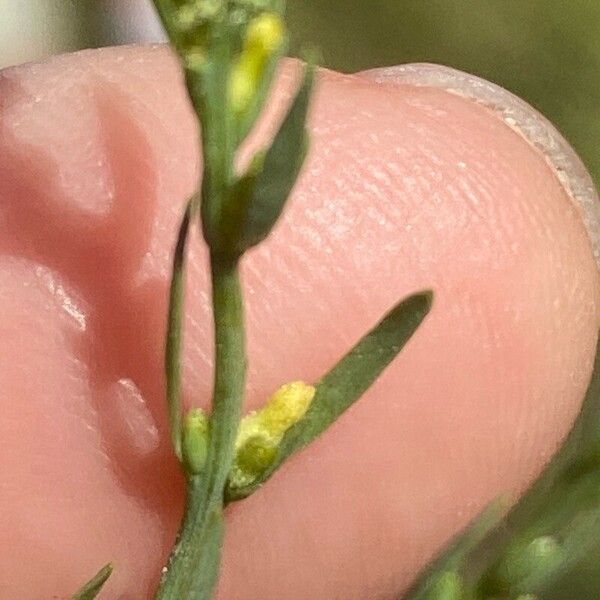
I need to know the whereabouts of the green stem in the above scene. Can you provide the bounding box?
[157,254,246,599]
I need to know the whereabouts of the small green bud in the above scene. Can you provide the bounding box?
[230,434,278,488]
[183,47,207,73]
[182,408,210,475]
[513,536,563,585]
[487,535,564,594]
[425,571,463,600]
[174,0,222,32]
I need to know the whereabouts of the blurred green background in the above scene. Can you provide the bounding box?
[288,1,600,187]
[1,1,599,597]
[2,1,599,186]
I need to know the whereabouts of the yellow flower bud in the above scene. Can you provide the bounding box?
[230,381,315,488]
[245,12,285,56]
[229,67,256,116]
[255,380,315,435]
[228,12,285,115]
[236,381,315,448]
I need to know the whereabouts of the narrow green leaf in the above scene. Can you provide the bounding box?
[72,563,113,600]
[419,571,463,600]
[475,337,600,597]
[402,498,507,600]
[226,290,433,501]
[481,535,565,597]
[232,61,315,253]
[165,200,193,460]
[400,336,600,600]
[398,337,600,600]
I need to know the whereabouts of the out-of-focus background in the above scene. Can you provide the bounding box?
[1,2,599,598]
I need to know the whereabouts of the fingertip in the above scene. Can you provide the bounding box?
[358,62,600,271]
[2,48,600,600]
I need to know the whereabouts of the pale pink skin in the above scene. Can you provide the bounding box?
[0,45,598,599]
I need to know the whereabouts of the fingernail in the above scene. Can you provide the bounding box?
[358,63,600,266]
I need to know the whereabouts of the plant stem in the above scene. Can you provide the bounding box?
[157,254,246,599]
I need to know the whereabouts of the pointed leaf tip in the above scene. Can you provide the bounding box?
[226,289,433,501]
[72,563,113,600]
[230,61,316,254]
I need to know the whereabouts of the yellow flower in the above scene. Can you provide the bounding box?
[229,12,285,115]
